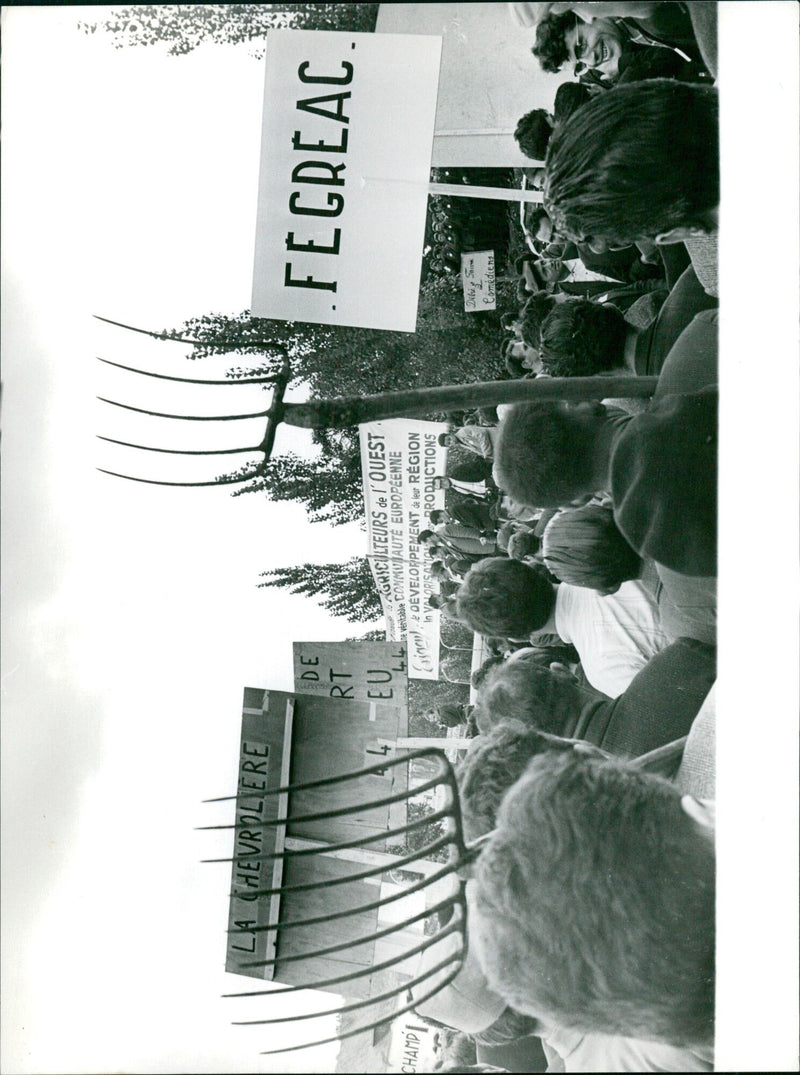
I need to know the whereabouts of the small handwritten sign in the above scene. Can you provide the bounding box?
[461,250,496,312]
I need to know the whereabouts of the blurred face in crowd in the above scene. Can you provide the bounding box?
[535,213,555,245]
[538,258,569,284]
[507,339,542,372]
[564,18,626,80]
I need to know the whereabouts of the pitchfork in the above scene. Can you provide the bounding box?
[199,738,687,1056]
[95,314,658,483]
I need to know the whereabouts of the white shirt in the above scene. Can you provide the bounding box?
[554,580,668,698]
[542,1024,713,1072]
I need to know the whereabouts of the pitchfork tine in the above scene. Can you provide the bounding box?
[256,962,465,1056]
[232,946,462,1026]
[205,805,454,863]
[234,892,460,965]
[229,834,453,901]
[203,774,447,834]
[97,357,284,385]
[227,918,464,999]
[203,746,451,803]
[96,469,263,487]
[97,397,272,421]
[97,436,263,456]
[229,862,456,935]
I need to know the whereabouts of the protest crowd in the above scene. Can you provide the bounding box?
[406,4,720,1071]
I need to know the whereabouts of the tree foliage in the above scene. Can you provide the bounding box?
[344,628,387,642]
[79,4,379,57]
[258,556,382,622]
[388,800,448,863]
[226,427,364,525]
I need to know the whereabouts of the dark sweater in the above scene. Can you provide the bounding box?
[566,638,717,757]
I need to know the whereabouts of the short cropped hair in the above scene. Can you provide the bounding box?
[457,720,567,841]
[473,655,582,736]
[493,402,600,508]
[520,292,557,349]
[473,751,715,1047]
[545,80,719,247]
[542,504,641,592]
[455,558,555,638]
[538,298,628,377]
[532,12,577,73]
[514,108,553,161]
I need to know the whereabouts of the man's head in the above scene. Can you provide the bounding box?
[417,529,437,546]
[429,509,448,525]
[542,504,641,593]
[493,401,611,508]
[436,704,466,728]
[514,108,554,161]
[438,433,458,448]
[502,337,540,369]
[457,720,569,841]
[520,292,557,350]
[526,207,555,247]
[455,558,556,638]
[472,750,715,1047]
[473,651,583,736]
[533,12,627,81]
[552,79,592,124]
[538,297,628,377]
[471,654,505,690]
[545,80,719,249]
[530,256,569,288]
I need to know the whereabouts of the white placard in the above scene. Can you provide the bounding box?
[251,30,442,331]
[461,249,496,311]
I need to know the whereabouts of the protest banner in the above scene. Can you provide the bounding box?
[251,30,441,331]
[359,419,448,679]
[293,641,409,707]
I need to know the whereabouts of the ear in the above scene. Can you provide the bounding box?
[681,795,716,831]
[548,661,578,681]
[567,400,607,417]
[655,224,712,245]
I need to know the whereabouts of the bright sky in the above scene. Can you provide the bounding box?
[2,4,799,1075]
[1,8,372,1072]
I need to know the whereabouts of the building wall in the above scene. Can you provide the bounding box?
[376,2,566,166]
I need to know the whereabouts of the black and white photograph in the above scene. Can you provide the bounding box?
[2,3,798,1073]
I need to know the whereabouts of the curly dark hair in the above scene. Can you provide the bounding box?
[455,557,556,638]
[514,108,553,161]
[520,291,557,349]
[532,11,578,74]
[538,297,628,377]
